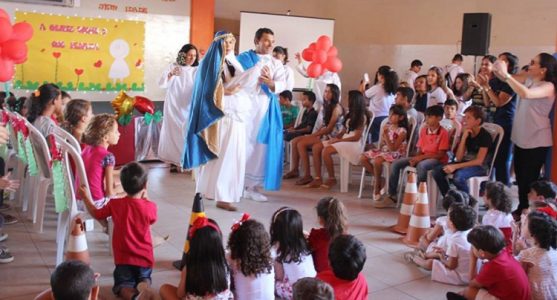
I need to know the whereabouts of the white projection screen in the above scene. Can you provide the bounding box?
[239,11,335,90]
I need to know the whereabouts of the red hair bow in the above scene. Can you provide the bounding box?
[1,111,10,125]
[188,217,220,239]
[231,213,250,232]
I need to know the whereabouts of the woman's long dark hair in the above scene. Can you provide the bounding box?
[177,44,199,66]
[499,52,519,75]
[270,207,311,264]
[538,52,557,89]
[452,73,471,97]
[27,83,60,124]
[228,219,273,277]
[186,219,229,296]
[376,65,399,95]
[347,90,367,132]
[323,83,340,126]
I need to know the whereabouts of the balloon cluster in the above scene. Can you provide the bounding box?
[301,35,342,78]
[111,91,157,125]
[0,9,34,82]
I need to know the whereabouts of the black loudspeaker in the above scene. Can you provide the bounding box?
[461,13,492,56]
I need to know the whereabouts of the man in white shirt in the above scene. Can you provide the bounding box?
[444,54,465,86]
[401,59,422,88]
[238,28,287,202]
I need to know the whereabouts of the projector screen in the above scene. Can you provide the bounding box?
[239,11,335,90]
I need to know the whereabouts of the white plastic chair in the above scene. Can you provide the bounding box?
[52,125,82,153]
[52,134,90,266]
[5,111,28,208]
[339,113,374,192]
[467,123,504,201]
[26,120,53,233]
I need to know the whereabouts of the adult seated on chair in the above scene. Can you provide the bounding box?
[432,106,492,196]
[283,84,344,186]
[375,105,449,208]
[284,91,318,141]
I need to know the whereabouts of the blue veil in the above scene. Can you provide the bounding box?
[182,31,231,169]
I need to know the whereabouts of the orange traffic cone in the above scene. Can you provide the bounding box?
[402,181,431,248]
[172,193,205,270]
[65,217,90,264]
[392,172,418,234]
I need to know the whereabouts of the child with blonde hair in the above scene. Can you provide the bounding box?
[308,197,348,273]
[81,114,121,208]
[62,99,93,146]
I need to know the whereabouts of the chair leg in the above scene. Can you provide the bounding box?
[56,211,69,266]
[340,158,349,193]
[427,171,439,217]
[358,167,366,198]
[108,217,114,256]
[35,179,51,233]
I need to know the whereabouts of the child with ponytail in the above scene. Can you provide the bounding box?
[308,197,348,273]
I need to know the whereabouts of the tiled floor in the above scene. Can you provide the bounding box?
[0,162,464,300]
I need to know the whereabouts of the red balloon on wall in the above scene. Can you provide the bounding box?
[0,18,13,44]
[0,9,9,20]
[134,96,155,115]
[11,22,33,42]
[12,54,27,64]
[327,46,338,57]
[1,39,27,61]
[301,48,314,61]
[0,58,14,82]
[316,35,332,51]
[306,62,323,78]
[325,57,343,73]
[312,49,327,64]
[308,42,317,50]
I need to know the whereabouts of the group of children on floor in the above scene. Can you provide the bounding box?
[51,159,367,300]
[403,180,557,300]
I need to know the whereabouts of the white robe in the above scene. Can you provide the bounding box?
[196,54,263,203]
[157,64,197,166]
[243,54,287,188]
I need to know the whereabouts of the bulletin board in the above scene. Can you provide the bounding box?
[13,12,145,92]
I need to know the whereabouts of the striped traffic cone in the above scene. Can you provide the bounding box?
[402,181,430,248]
[172,193,205,270]
[391,172,418,234]
[65,217,90,264]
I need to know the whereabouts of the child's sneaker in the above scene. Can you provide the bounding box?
[1,213,17,225]
[0,248,13,263]
[0,232,7,242]
[0,203,10,211]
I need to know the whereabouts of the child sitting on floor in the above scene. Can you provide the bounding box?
[449,225,531,300]
[227,216,275,300]
[308,197,348,273]
[517,211,557,300]
[292,277,334,300]
[80,162,157,300]
[408,204,477,285]
[316,234,368,300]
[270,207,316,299]
[482,181,514,254]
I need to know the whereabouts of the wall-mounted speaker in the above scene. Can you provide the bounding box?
[461,13,492,56]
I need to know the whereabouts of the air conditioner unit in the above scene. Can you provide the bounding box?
[2,0,76,7]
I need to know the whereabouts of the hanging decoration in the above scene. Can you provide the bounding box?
[48,135,68,213]
[300,35,343,78]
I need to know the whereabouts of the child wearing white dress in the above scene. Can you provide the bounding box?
[321,90,369,189]
[482,181,514,254]
[270,207,316,299]
[409,204,476,285]
[227,215,274,300]
[518,211,557,300]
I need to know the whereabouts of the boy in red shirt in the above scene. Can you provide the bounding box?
[449,225,530,300]
[80,162,157,300]
[376,105,449,208]
[317,234,368,300]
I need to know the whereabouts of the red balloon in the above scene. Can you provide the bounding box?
[325,57,343,73]
[13,54,27,64]
[11,22,33,42]
[327,46,338,57]
[301,48,314,61]
[0,18,13,44]
[312,49,327,64]
[316,35,332,51]
[0,58,14,82]
[134,96,155,115]
[308,42,317,50]
[1,39,27,61]
[306,62,323,78]
[0,9,9,20]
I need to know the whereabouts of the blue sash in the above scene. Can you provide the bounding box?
[237,50,283,190]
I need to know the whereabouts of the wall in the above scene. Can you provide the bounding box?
[215,0,556,97]
[0,0,191,102]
